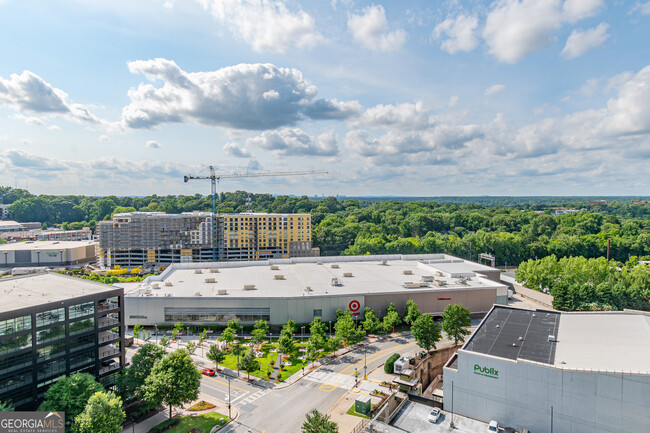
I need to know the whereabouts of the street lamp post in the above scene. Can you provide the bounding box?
[301,326,305,343]
[3,251,7,267]
[329,321,332,337]
[36,250,40,266]
[450,381,455,428]
[59,249,64,266]
[154,325,158,343]
[363,345,367,380]
[227,378,231,420]
[269,332,272,345]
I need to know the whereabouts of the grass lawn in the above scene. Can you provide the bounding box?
[218,347,278,381]
[156,412,230,433]
[346,403,374,419]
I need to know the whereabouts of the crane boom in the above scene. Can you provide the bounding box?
[183,166,328,262]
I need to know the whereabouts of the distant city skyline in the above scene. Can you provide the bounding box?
[0,0,649,197]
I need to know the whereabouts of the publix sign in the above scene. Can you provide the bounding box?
[474,364,499,379]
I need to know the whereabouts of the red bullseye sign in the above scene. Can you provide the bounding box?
[349,300,361,312]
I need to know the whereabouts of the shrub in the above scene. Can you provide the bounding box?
[384,353,400,374]
[151,418,180,432]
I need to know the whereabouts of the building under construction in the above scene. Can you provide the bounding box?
[97,212,317,268]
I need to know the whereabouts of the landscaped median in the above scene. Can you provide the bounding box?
[150,412,230,433]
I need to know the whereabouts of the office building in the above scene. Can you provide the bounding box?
[0,273,125,409]
[97,212,317,268]
[123,254,506,327]
[443,305,650,433]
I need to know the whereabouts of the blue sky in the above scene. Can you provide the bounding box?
[0,0,649,197]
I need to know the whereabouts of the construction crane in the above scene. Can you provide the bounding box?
[183,166,328,262]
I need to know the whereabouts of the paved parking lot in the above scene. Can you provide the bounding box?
[387,401,489,433]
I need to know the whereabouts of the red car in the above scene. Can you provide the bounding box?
[201,368,215,376]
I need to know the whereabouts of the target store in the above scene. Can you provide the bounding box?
[121,254,507,327]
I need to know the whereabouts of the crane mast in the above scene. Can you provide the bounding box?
[183,166,327,262]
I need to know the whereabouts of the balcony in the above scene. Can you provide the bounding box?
[97,316,119,329]
[99,345,120,359]
[98,331,119,344]
[99,362,120,375]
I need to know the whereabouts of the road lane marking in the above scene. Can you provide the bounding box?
[203,376,249,392]
[339,341,417,375]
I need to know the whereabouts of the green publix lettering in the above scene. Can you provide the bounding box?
[474,364,498,377]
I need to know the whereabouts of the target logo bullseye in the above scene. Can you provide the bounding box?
[349,300,361,312]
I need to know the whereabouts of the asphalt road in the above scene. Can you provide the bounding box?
[203,335,419,433]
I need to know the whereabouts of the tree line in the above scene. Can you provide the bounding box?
[516,255,650,311]
[2,186,650,265]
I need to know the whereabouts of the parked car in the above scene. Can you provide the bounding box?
[427,408,441,423]
[201,368,215,376]
[488,420,499,432]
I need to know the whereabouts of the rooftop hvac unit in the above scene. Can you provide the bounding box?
[331,264,340,269]
[380,260,388,266]
[204,278,216,283]
[434,271,444,276]
[331,277,341,286]
[274,274,285,280]
[164,282,173,287]
[403,270,413,275]
[432,279,446,287]
[194,292,202,296]
[422,275,434,282]
[209,268,220,273]
[403,282,422,289]
[270,265,280,270]
[243,284,256,290]
[164,293,172,297]
[316,262,323,265]
[145,289,152,295]
[194,269,203,274]
[305,286,312,292]
[217,289,228,295]
[343,272,353,277]
[151,283,160,289]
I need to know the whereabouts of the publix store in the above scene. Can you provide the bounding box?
[122,254,506,327]
[443,305,650,433]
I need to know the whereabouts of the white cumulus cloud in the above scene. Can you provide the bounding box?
[122,59,358,130]
[484,84,506,97]
[197,0,323,53]
[348,5,407,52]
[145,140,162,148]
[561,22,609,59]
[246,128,339,156]
[433,14,479,54]
[483,0,604,63]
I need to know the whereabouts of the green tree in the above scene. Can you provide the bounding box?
[237,352,261,381]
[186,341,197,355]
[251,320,269,344]
[411,314,442,352]
[159,336,171,348]
[226,319,242,335]
[171,322,184,341]
[301,409,339,433]
[231,343,246,376]
[198,329,208,346]
[116,343,165,404]
[143,349,201,419]
[334,311,357,345]
[278,333,296,358]
[0,400,13,411]
[281,319,296,338]
[206,344,226,371]
[361,308,380,334]
[39,373,104,428]
[403,299,421,325]
[73,391,125,433]
[441,304,472,345]
[382,310,401,333]
[132,323,143,341]
[309,317,328,351]
[219,327,236,345]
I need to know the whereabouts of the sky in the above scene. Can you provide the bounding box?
[0,0,649,197]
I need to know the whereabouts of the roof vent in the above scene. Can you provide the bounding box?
[512,343,518,347]
[422,275,434,282]
[270,265,280,270]
[209,268,220,273]
[305,286,312,292]
[343,272,353,277]
[316,262,323,265]
[518,337,524,341]
[380,260,388,266]
[403,270,413,275]
[331,277,341,286]
[194,269,203,274]
[496,325,500,328]
[164,293,172,297]
[194,292,202,296]
[274,274,285,280]
[434,271,444,277]
[217,289,228,295]
[331,264,339,269]
[204,278,216,283]
[243,284,256,290]
[548,335,556,342]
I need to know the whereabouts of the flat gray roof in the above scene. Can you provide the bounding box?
[127,254,505,299]
[0,272,118,313]
[554,312,650,372]
[0,240,97,251]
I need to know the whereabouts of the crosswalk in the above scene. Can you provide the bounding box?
[303,370,356,389]
[234,389,269,406]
